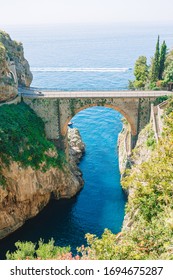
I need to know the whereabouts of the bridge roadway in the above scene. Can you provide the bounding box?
[19,88,172,98]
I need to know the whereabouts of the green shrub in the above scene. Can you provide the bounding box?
[146,130,156,149]
[153,95,169,106]
[6,241,36,260]
[36,239,70,259]
[6,239,71,260]
[0,102,66,172]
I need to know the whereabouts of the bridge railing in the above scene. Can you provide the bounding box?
[21,90,172,99]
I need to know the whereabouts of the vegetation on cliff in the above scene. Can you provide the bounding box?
[0,38,16,88]
[129,36,171,90]
[0,102,65,186]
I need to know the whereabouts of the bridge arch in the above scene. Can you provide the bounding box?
[22,90,169,151]
[61,103,137,137]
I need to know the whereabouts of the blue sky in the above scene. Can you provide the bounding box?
[1,0,173,25]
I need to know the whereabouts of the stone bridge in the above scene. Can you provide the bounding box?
[21,89,171,152]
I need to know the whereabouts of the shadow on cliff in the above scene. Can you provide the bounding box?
[0,195,86,259]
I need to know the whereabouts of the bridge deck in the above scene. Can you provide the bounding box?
[19,88,172,98]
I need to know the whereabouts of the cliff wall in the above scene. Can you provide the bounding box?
[68,127,85,182]
[0,103,84,239]
[115,99,173,259]
[0,30,32,102]
[119,122,154,227]
[0,159,82,239]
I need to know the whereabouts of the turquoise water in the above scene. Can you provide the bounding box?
[0,23,173,258]
[71,107,126,235]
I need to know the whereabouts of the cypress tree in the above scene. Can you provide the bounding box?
[159,40,167,80]
[150,36,160,82]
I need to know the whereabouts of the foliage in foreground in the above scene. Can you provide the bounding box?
[0,102,65,174]
[6,239,74,260]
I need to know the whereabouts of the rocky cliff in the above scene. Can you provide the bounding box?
[118,122,154,229]
[0,103,85,240]
[0,30,32,102]
[118,122,153,178]
[68,127,85,185]
[117,121,132,177]
[0,159,82,240]
[68,127,85,164]
[115,101,173,259]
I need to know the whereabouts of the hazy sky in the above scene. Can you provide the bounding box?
[1,0,173,25]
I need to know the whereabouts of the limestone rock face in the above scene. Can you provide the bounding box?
[0,160,82,240]
[118,123,154,230]
[0,30,33,102]
[68,127,85,163]
[68,127,85,186]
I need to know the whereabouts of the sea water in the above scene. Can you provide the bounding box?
[0,23,173,258]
